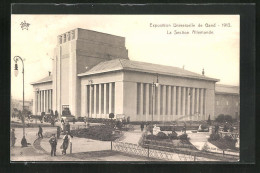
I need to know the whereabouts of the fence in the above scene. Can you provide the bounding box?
[202,142,239,157]
[113,141,197,161]
[219,132,239,139]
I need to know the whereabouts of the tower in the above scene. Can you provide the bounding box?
[52,28,128,117]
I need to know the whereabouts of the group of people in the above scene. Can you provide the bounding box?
[49,131,73,156]
[37,123,72,156]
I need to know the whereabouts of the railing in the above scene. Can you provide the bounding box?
[143,139,195,150]
[113,141,197,161]
[202,142,239,157]
[219,132,239,139]
[70,124,88,130]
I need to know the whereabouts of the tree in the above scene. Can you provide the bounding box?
[207,114,211,125]
[224,115,233,123]
[215,114,225,123]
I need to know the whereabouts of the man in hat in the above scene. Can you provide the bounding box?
[62,131,69,155]
[10,129,16,147]
[49,134,57,156]
[38,125,43,138]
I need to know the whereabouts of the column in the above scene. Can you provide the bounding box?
[45,90,47,112]
[200,88,204,120]
[94,84,97,117]
[38,91,40,113]
[172,86,176,120]
[182,87,186,118]
[187,88,191,120]
[104,84,107,116]
[89,85,93,118]
[109,83,113,114]
[157,85,161,121]
[42,90,46,113]
[203,89,207,119]
[85,86,88,117]
[196,88,200,120]
[191,88,195,121]
[145,84,149,121]
[139,83,143,118]
[177,87,181,117]
[46,90,49,112]
[49,90,51,111]
[162,85,166,122]
[99,84,102,117]
[50,90,52,110]
[167,86,171,121]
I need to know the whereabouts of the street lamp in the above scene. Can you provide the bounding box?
[151,74,159,126]
[13,56,27,147]
[88,80,93,127]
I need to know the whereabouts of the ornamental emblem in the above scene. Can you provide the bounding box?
[20,20,30,30]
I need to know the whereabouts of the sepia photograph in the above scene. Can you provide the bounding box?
[11,14,240,162]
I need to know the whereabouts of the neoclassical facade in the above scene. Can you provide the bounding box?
[31,28,219,122]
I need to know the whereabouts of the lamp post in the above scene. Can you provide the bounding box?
[151,74,159,128]
[13,56,27,147]
[35,88,40,125]
[88,80,93,127]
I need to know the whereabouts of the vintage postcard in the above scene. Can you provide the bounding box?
[11,14,240,162]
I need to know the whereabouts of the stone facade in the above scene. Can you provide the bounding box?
[215,84,240,119]
[32,28,220,122]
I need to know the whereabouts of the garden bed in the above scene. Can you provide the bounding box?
[209,138,238,152]
[208,133,239,152]
[70,125,122,141]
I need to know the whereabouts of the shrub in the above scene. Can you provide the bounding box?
[168,131,178,140]
[147,124,154,134]
[224,135,236,142]
[201,124,208,129]
[223,125,228,132]
[146,134,157,140]
[157,132,168,139]
[70,125,116,141]
[178,133,188,140]
[215,114,225,123]
[209,133,220,141]
[215,114,233,123]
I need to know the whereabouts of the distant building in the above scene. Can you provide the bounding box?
[11,99,33,112]
[215,84,240,119]
[31,28,219,122]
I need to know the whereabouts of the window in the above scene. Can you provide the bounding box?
[67,32,70,41]
[59,36,62,44]
[71,30,75,39]
[63,34,66,43]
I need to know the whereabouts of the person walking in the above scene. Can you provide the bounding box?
[61,118,65,132]
[61,131,69,155]
[10,129,16,147]
[57,126,61,139]
[84,116,87,127]
[140,122,144,132]
[66,122,71,134]
[49,134,57,156]
[38,125,43,138]
[69,134,73,154]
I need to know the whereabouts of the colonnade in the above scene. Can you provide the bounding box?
[35,89,53,113]
[137,83,206,121]
[86,82,115,118]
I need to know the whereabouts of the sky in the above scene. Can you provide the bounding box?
[11,15,239,100]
